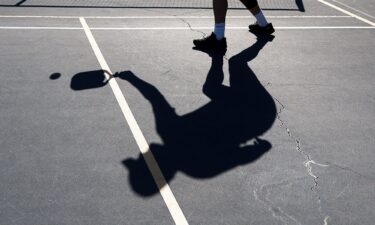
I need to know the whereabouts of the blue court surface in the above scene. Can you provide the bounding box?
[0,0,374,224]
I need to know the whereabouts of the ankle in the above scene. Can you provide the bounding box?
[255,11,268,27]
[214,23,225,40]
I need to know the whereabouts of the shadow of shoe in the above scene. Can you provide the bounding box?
[192,46,227,58]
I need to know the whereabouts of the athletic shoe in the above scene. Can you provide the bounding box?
[193,33,227,50]
[249,23,275,35]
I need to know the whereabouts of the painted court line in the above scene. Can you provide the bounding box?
[0,26,82,29]
[89,26,375,30]
[0,15,351,19]
[331,0,375,19]
[318,0,375,26]
[0,26,374,30]
[79,17,189,225]
[274,26,375,29]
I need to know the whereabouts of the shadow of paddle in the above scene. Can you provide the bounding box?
[70,70,112,91]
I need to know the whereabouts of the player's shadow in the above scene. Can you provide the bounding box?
[69,36,276,196]
[118,36,277,196]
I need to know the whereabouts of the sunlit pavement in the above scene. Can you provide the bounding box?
[0,0,374,224]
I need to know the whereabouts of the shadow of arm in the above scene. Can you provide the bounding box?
[116,71,174,112]
[116,71,178,138]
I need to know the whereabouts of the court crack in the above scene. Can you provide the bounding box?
[273,97,329,189]
[272,96,330,224]
[176,16,207,38]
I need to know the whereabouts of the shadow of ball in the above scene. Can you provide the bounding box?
[49,73,61,80]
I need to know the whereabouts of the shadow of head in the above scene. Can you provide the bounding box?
[122,147,176,197]
[122,157,160,197]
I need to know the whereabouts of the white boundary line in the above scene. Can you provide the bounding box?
[331,0,375,20]
[0,26,374,30]
[0,15,351,19]
[90,26,375,30]
[274,26,375,29]
[79,17,189,225]
[317,0,375,26]
[0,26,82,29]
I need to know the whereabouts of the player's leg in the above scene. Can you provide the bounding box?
[213,0,228,40]
[193,0,228,49]
[239,0,275,35]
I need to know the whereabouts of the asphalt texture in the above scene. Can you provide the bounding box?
[0,0,374,224]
